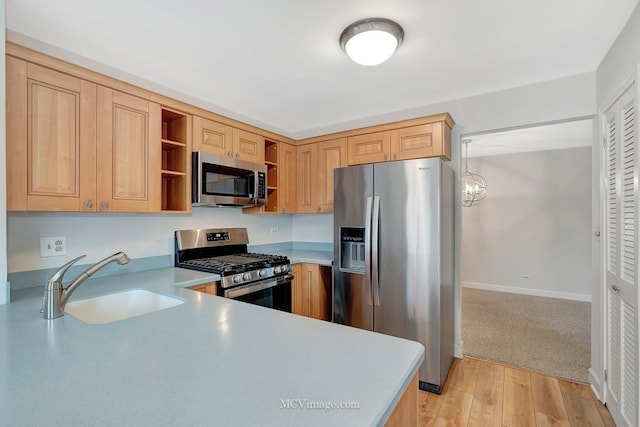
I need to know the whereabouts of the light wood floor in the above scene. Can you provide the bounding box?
[418,356,616,427]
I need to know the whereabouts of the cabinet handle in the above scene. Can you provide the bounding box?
[227,150,232,157]
[611,284,620,292]
[282,207,287,213]
[316,206,321,213]
[101,200,109,211]
[383,153,388,161]
[235,152,240,159]
[86,199,93,210]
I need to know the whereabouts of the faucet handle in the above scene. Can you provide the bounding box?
[46,255,86,288]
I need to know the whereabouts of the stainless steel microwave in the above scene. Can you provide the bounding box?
[192,152,266,207]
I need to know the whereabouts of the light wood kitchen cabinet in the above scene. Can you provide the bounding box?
[192,115,233,156]
[246,140,296,214]
[317,138,347,212]
[192,115,265,163]
[278,142,297,213]
[296,144,319,213]
[347,120,452,165]
[347,131,391,165]
[97,87,161,212]
[295,138,346,213]
[6,58,97,211]
[390,122,450,161]
[233,128,265,163]
[187,282,217,296]
[292,263,331,320]
[6,59,175,213]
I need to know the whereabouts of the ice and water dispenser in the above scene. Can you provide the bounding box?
[339,227,365,273]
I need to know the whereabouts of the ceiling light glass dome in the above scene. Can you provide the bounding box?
[340,18,404,66]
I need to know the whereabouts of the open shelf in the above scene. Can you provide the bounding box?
[161,108,190,212]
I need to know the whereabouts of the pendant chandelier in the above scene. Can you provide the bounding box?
[461,139,487,207]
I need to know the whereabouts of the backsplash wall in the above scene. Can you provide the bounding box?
[7,208,294,273]
[291,214,333,243]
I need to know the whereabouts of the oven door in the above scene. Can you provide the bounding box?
[222,274,293,312]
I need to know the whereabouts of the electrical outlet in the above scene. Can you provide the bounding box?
[270,227,279,235]
[40,237,67,257]
[522,274,530,279]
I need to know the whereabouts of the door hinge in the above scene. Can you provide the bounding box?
[604,369,608,382]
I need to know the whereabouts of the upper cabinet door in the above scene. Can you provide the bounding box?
[6,59,97,211]
[318,138,346,212]
[192,116,233,157]
[347,131,390,165]
[278,142,297,214]
[233,128,265,163]
[97,87,161,212]
[296,144,319,213]
[390,123,447,161]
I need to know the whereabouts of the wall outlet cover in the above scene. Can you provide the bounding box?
[40,237,67,257]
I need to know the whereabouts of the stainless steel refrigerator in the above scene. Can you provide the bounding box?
[333,157,454,393]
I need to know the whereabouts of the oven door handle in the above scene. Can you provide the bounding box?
[224,274,293,299]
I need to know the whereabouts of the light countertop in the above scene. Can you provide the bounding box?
[280,249,333,266]
[0,267,423,426]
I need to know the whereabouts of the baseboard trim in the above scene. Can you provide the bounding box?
[588,368,603,402]
[462,281,591,302]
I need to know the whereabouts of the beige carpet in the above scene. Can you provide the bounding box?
[462,287,591,383]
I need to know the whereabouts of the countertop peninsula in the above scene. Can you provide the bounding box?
[0,267,423,426]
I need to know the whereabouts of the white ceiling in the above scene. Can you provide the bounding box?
[6,0,638,139]
[463,119,593,158]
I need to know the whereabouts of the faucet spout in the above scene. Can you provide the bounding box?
[42,251,131,319]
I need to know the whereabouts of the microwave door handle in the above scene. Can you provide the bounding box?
[254,172,259,202]
[364,196,373,306]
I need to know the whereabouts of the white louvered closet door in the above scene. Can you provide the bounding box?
[604,83,639,427]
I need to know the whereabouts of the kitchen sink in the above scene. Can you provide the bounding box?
[65,289,185,324]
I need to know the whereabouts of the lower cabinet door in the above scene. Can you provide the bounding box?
[292,263,330,320]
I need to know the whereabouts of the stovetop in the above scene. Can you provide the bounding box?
[179,252,289,276]
[175,228,292,289]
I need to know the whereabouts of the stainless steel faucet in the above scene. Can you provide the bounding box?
[42,252,131,319]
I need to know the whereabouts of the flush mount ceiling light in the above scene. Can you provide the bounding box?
[461,139,487,207]
[340,18,404,66]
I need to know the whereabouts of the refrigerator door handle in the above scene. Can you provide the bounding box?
[364,196,373,306]
[372,196,381,307]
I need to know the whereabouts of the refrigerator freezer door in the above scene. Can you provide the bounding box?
[372,158,444,390]
[333,164,374,331]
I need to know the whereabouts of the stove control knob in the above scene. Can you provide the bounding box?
[281,264,289,273]
[243,272,252,281]
[274,266,282,274]
[233,275,243,284]
[258,269,267,277]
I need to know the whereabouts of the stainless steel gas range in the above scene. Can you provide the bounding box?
[175,228,292,312]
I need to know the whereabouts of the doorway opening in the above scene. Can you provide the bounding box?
[460,118,593,382]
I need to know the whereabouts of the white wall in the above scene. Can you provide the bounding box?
[7,209,293,272]
[291,214,333,243]
[461,147,592,301]
[592,1,640,402]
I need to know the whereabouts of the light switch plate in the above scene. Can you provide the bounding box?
[40,237,67,257]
